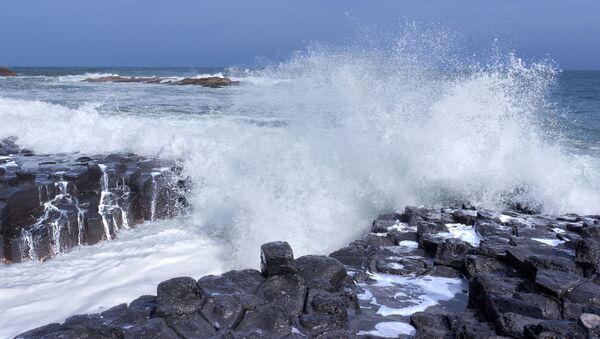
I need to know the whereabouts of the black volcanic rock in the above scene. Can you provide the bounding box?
[156,277,205,317]
[17,205,600,339]
[0,142,186,263]
[295,255,347,292]
[260,241,296,277]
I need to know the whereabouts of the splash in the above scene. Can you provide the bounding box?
[1,43,600,268]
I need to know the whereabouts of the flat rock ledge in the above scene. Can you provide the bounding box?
[1,139,188,263]
[83,76,239,88]
[16,205,600,338]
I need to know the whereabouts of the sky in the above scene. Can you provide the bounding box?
[0,0,599,69]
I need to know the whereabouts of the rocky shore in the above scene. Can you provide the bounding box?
[0,139,187,263]
[0,67,17,76]
[83,76,239,88]
[15,204,600,338]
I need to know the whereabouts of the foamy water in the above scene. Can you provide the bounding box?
[1,45,600,336]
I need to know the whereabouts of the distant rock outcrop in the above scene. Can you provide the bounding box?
[83,75,239,88]
[0,67,16,76]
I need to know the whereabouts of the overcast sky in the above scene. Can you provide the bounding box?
[1,0,599,69]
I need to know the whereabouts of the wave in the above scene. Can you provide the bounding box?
[2,49,600,267]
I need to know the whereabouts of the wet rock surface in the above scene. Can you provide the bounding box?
[15,204,600,338]
[0,138,187,263]
[83,75,239,88]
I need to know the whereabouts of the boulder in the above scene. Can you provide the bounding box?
[434,238,471,269]
[254,274,307,316]
[295,255,347,292]
[0,67,16,76]
[163,312,217,338]
[523,320,586,339]
[534,269,583,298]
[494,312,543,339]
[122,318,180,339]
[199,294,247,330]
[486,293,561,320]
[464,255,517,279]
[576,238,600,271]
[410,312,452,338]
[156,277,205,317]
[235,304,292,336]
[329,245,373,268]
[260,241,296,277]
[581,226,600,240]
[174,76,239,88]
[564,281,600,307]
[579,313,600,337]
[198,269,264,295]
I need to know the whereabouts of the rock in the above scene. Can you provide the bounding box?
[576,238,600,271]
[13,323,62,338]
[522,254,582,279]
[254,274,307,316]
[260,241,296,277]
[487,293,561,320]
[164,312,217,338]
[495,312,543,339]
[581,226,600,240]
[505,245,571,276]
[198,269,265,296]
[295,255,347,292]
[579,313,600,337]
[410,312,452,338]
[61,314,122,338]
[478,236,512,259]
[235,303,292,336]
[297,314,342,336]
[199,294,247,330]
[452,209,478,225]
[156,277,205,317]
[534,269,583,298]
[446,311,497,339]
[434,238,471,269]
[174,76,239,88]
[464,255,517,279]
[523,320,586,339]
[0,67,16,76]
[564,281,600,307]
[370,252,431,276]
[329,245,374,269]
[475,220,512,238]
[83,75,239,88]
[122,318,180,339]
[427,265,463,278]
[469,273,529,310]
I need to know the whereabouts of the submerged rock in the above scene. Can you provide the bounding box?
[83,75,239,88]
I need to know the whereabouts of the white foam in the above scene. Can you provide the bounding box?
[2,40,600,335]
[357,321,416,337]
[532,238,565,246]
[435,223,481,246]
[0,220,225,339]
[398,240,419,249]
[361,273,466,317]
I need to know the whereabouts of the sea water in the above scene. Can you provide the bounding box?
[1,45,600,336]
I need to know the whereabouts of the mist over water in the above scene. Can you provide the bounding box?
[2,32,600,336]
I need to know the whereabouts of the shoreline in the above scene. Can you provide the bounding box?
[14,204,600,338]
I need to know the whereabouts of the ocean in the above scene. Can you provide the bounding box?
[1,52,600,336]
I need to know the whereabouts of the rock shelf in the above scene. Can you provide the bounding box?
[16,204,600,338]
